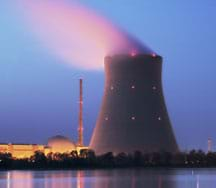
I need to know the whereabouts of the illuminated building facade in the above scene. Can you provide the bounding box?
[0,143,51,159]
[0,139,88,159]
[0,79,88,159]
[90,54,178,155]
[48,135,76,153]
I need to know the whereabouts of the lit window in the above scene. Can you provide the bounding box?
[152,86,157,90]
[131,85,135,89]
[110,86,114,90]
[158,116,162,121]
[131,116,136,120]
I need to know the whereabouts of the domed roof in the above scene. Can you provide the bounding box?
[48,135,76,153]
[48,135,72,142]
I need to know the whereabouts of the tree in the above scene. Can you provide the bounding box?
[133,151,143,166]
[0,152,12,168]
[31,151,47,166]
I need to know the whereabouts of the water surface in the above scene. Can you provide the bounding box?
[0,168,216,188]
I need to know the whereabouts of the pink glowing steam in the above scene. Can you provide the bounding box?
[18,0,153,70]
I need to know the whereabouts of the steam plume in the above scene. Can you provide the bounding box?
[18,0,154,70]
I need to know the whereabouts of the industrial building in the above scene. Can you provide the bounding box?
[0,143,51,159]
[90,54,178,155]
[0,79,88,159]
[0,53,179,158]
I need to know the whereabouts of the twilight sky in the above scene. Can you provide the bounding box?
[0,0,215,151]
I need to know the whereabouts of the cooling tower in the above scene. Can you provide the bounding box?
[90,54,178,155]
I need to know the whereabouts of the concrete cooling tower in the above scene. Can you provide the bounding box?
[90,54,178,155]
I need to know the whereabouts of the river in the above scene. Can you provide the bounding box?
[0,168,216,188]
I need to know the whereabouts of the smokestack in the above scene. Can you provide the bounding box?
[77,78,84,147]
[90,54,178,155]
[208,138,212,153]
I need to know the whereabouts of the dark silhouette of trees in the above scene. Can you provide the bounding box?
[0,152,12,168]
[115,152,131,167]
[1,150,216,169]
[206,152,216,166]
[133,151,143,166]
[97,152,115,167]
[172,152,187,166]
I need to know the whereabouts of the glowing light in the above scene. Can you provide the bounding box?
[16,0,154,70]
[158,116,161,121]
[110,86,114,90]
[131,85,135,89]
[152,86,157,90]
[105,117,109,121]
[130,51,137,57]
[152,53,157,57]
[131,116,136,120]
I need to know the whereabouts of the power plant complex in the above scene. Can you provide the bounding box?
[0,53,178,158]
[0,79,88,159]
[90,54,178,154]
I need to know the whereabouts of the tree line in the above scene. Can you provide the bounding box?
[1,150,216,169]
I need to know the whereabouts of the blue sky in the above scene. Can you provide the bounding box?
[0,0,215,151]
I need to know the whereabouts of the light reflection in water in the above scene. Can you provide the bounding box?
[1,169,216,188]
[4,170,85,188]
[77,171,84,188]
[44,171,72,188]
[91,169,175,188]
[158,176,162,188]
[7,172,10,188]
[6,171,33,188]
[196,175,200,188]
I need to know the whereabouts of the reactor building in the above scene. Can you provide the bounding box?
[0,79,88,159]
[90,54,178,155]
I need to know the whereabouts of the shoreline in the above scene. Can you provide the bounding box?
[2,166,216,171]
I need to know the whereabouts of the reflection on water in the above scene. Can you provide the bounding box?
[77,171,84,188]
[0,169,216,188]
[6,171,33,188]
